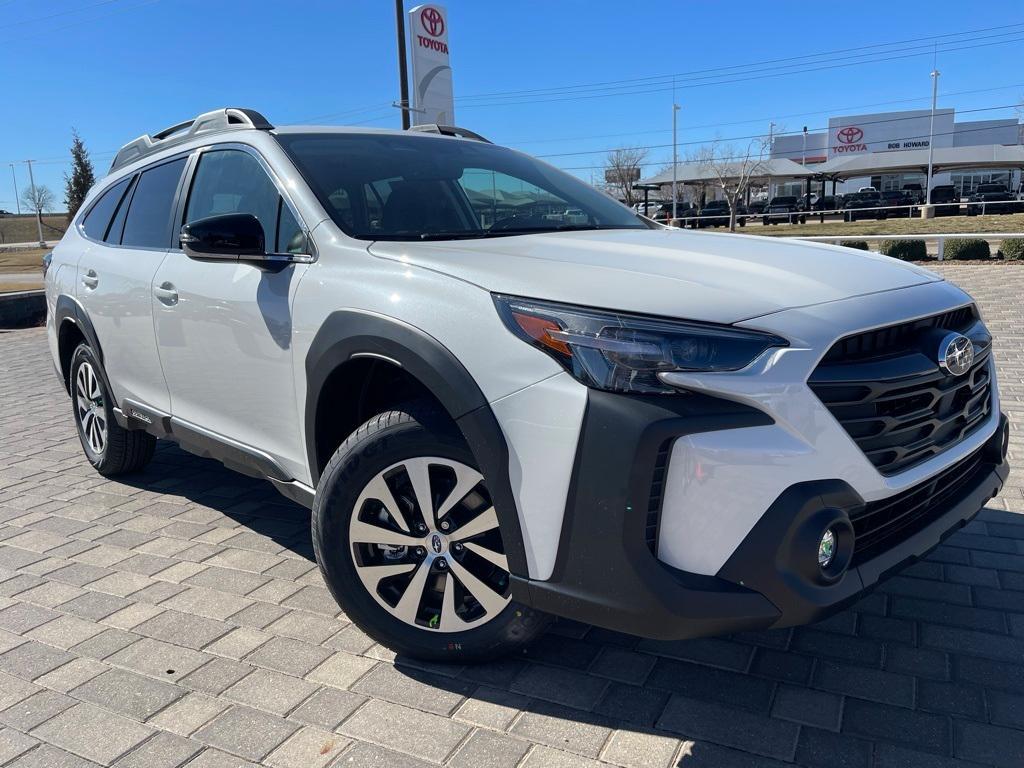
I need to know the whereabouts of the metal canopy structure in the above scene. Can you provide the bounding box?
[638,157,812,186]
[811,145,1024,180]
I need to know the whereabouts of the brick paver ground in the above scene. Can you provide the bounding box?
[0,263,1021,768]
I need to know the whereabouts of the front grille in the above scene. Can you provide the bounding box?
[645,441,672,555]
[809,308,992,475]
[850,446,987,565]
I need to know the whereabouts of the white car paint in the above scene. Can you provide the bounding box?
[45,119,998,591]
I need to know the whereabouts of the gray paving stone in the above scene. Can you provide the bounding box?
[510,703,612,759]
[32,703,156,765]
[0,641,75,681]
[339,698,470,763]
[0,603,61,634]
[0,727,39,765]
[770,684,843,731]
[179,657,254,695]
[223,668,318,715]
[194,705,299,761]
[288,687,365,730]
[111,730,202,768]
[331,741,434,768]
[0,670,41,710]
[57,591,133,621]
[263,726,346,768]
[657,694,799,761]
[352,663,474,716]
[0,690,76,731]
[147,691,228,737]
[510,664,608,710]
[69,628,141,661]
[178,748,261,768]
[25,614,104,650]
[5,743,103,768]
[106,637,210,682]
[448,730,531,768]
[71,668,184,721]
[600,729,681,768]
[134,609,230,650]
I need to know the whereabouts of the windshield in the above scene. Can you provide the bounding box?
[275,132,650,241]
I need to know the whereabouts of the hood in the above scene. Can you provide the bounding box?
[368,228,940,324]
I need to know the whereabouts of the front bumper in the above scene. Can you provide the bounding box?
[511,388,1008,640]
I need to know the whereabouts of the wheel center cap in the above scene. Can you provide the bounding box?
[428,532,448,555]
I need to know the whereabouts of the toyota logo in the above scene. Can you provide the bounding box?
[837,126,864,144]
[420,7,444,37]
[938,333,974,377]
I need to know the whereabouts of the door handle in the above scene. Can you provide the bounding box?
[81,269,98,289]
[154,282,179,306]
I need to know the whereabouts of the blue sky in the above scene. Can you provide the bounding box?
[1,0,1023,211]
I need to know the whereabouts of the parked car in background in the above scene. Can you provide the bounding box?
[858,186,877,193]
[762,196,805,225]
[843,191,882,221]
[878,190,912,219]
[747,198,768,216]
[809,196,838,212]
[966,183,1017,216]
[651,202,696,225]
[929,185,961,216]
[696,199,746,228]
[796,193,819,212]
[0,209,12,217]
[901,183,924,204]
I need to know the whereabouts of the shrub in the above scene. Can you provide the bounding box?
[879,239,927,261]
[943,238,991,261]
[839,240,870,251]
[998,237,1024,260]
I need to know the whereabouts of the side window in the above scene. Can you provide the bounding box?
[80,177,131,240]
[121,158,187,248]
[105,176,137,244]
[185,149,283,248]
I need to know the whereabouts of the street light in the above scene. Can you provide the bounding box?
[9,164,20,215]
[925,68,940,210]
[672,102,680,221]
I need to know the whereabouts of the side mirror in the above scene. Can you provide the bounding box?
[181,214,266,263]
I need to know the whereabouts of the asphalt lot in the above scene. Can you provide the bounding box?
[0,263,1022,768]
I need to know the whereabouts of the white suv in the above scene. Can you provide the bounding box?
[46,108,1009,661]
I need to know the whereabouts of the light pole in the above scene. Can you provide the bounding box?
[395,0,410,129]
[802,126,810,211]
[672,102,680,221]
[925,68,940,208]
[24,160,45,247]
[766,121,776,203]
[9,164,20,215]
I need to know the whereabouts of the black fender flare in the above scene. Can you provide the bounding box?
[304,309,529,578]
[53,294,116,402]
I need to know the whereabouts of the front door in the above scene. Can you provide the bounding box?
[77,157,187,413]
[152,146,311,481]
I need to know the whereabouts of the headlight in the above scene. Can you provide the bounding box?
[493,294,788,395]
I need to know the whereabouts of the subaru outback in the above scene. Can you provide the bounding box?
[45,108,1009,661]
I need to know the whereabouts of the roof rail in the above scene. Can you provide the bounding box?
[109,108,273,173]
[408,124,491,143]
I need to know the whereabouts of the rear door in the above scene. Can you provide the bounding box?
[77,157,187,412]
[152,145,312,479]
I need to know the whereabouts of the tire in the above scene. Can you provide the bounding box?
[312,406,550,662]
[69,343,155,476]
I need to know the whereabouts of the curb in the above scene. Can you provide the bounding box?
[0,290,45,329]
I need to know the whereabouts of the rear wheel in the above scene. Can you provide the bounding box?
[312,407,549,661]
[70,344,155,476]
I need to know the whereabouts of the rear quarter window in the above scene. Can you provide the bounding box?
[80,177,131,240]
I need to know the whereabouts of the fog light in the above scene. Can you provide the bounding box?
[818,529,836,569]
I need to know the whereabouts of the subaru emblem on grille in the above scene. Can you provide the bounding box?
[938,333,974,377]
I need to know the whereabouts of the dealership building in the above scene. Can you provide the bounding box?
[770,107,1021,197]
[639,105,1023,203]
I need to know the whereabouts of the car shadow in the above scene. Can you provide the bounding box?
[113,439,1022,767]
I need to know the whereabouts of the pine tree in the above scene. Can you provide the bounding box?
[64,129,95,222]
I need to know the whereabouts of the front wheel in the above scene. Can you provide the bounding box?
[312,407,550,662]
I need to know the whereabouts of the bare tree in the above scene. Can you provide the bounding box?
[694,138,770,231]
[604,147,648,207]
[21,184,55,216]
